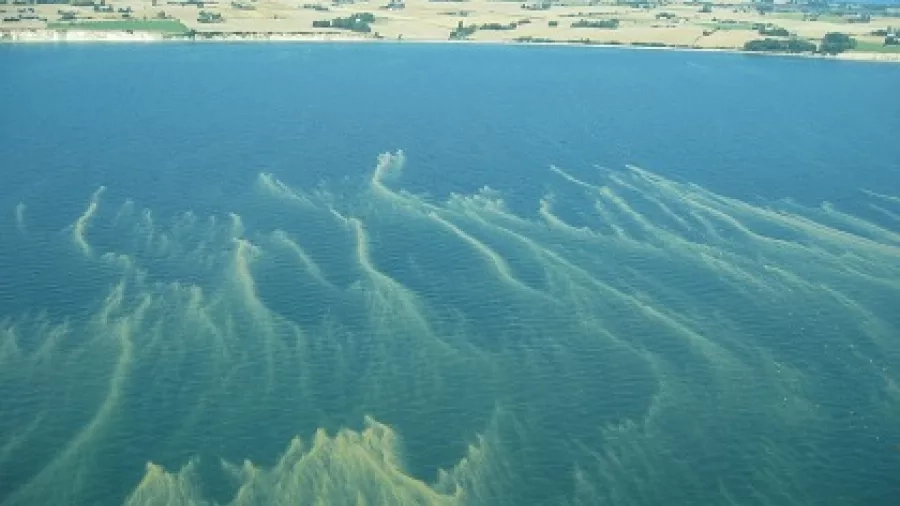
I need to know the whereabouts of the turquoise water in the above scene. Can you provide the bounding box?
[0,43,899,505]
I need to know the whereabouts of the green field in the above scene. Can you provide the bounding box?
[854,40,900,53]
[47,19,190,34]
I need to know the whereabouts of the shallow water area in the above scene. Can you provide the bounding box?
[0,43,899,506]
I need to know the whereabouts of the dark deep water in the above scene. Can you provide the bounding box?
[0,43,899,505]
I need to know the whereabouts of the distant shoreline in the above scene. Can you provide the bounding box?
[4,0,900,63]
[2,28,899,64]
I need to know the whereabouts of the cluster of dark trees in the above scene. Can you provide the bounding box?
[302,3,330,11]
[757,25,790,37]
[479,22,517,31]
[743,38,817,53]
[197,10,222,23]
[312,12,375,33]
[448,18,532,38]
[819,32,856,54]
[742,32,857,55]
[571,19,619,29]
[450,20,476,39]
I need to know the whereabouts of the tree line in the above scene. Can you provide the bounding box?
[312,12,375,33]
[743,32,857,55]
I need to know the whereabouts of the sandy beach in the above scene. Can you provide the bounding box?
[2,0,899,62]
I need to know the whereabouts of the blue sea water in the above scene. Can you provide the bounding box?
[0,43,899,505]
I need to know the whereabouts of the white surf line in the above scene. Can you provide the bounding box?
[328,206,353,226]
[544,180,790,304]
[593,182,787,296]
[271,229,335,290]
[538,199,595,238]
[459,212,654,357]
[185,284,232,363]
[370,150,414,207]
[816,283,900,349]
[696,250,783,297]
[549,165,599,192]
[369,153,556,301]
[680,193,804,249]
[369,153,454,228]
[593,185,787,297]
[623,166,735,239]
[550,165,662,241]
[819,202,900,245]
[538,196,643,249]
[868,204,900,223]
[6,285,140,505]
[693,184,900,257]
[597,185,678,242]
[462,204,737,364]
[592,199,630,240]
[231,236,278,393]
[348,216,460,356]
[775,205,900,256]
[861,188,900,205]
[426,211,553,302]
[71,186,106,257]
[349,216,422,307]
[324,208,440,374]
[256,172,317,209]
[607,173,693,232]
[228,212,244,239]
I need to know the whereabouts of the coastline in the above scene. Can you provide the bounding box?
[3,28,899,64]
